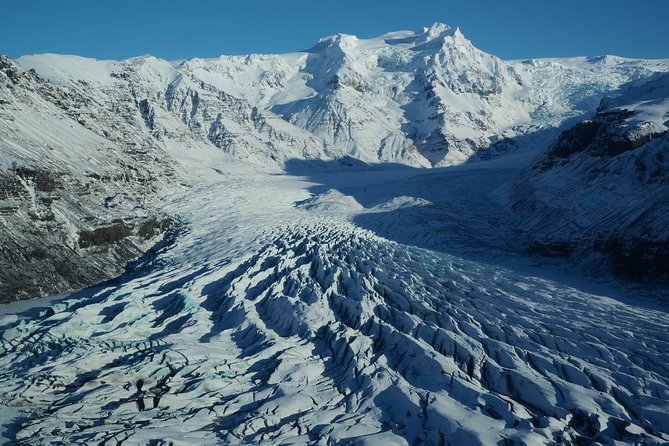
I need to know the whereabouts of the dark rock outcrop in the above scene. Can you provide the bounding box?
[552,120,601,158]
[595,236,669,281]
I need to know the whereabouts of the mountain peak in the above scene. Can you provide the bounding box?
[319,32,359,48]
[379,23,462,49]
[417,23,467,47]
[308,24,462,53]
[421,22,456,39]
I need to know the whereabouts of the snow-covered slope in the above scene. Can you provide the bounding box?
[512,72,669,280]
[17,24,669,168]
[0,56,179,301]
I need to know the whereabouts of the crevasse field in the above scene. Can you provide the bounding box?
[2,157,668,445]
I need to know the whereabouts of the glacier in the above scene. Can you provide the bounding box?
[1,23,669,446]
[1,168,668,445]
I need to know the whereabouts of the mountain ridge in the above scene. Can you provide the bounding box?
[16,23,669,167]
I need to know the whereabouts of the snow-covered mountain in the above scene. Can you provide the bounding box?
[16,24,669,168]
[2,24,668,301]
[512,72,669,280]
[0,55,179,301]
[2,23,669,446]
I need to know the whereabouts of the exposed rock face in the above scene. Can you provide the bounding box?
[551,120,602,158]
[547,109,667,161]
[596,236,669,280]
[512,73,669,281]
[0,55,179,302]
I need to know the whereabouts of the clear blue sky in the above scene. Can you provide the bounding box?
[2,0,668,60]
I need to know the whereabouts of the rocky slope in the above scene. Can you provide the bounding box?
[512,73,669,281]
[0,56,177,302]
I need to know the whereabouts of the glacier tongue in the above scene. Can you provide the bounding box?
[1,172,667,445]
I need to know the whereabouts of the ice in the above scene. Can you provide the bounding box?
[1,24,669,446]
[1,167,667,445]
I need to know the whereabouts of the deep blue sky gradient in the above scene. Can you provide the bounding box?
[2,0,668,60]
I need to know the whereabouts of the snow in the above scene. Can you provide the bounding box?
[18,54,120,86]
[16,25,669,168]
[1,24,669,445]
[599,72,669,133]
[1,161,668,445]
